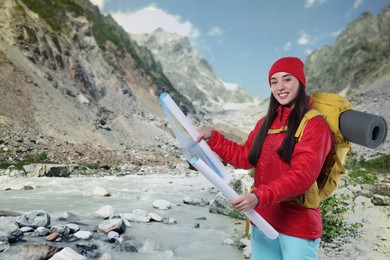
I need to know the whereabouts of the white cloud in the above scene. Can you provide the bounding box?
[111,5,200,39]
[208,27,224,37]
[298,32,311,45]
[305,0,328,8]
[304,48,313,55]
[353,0,363,9]
[283,41,292,51]
[239,50,250,58]
[305,0,315,8]
[90,0,105,9]
[332,30,342,37]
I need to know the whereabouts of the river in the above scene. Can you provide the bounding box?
[0,171,247,259]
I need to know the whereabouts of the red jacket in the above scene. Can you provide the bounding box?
[207,101,333,239]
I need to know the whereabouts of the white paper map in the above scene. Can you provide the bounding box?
[159,92,279,239]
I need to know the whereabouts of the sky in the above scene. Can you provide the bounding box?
[90,0,389,99]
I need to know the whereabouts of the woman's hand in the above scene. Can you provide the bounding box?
[230,193,259,212]
[196,130,212,142]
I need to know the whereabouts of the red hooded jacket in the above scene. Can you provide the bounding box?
[207,99,333,239]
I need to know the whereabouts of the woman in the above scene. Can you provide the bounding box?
[197,57,333,259]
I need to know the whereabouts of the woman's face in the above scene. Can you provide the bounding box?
[270,72,300,109]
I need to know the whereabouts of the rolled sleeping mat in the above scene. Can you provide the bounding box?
[339,110,388,149]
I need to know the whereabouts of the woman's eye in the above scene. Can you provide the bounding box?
[284,78,291,82]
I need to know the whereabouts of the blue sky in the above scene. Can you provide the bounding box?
[90,0,389,99]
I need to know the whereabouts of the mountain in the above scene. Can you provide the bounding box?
[131,28,261,110]
[131,29,266,134]
[305,4,390,95]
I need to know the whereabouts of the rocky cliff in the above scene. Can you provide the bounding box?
[305,4,390,95]
[131,28,267,136]
[131,28,261,109]
[0,0,185,166]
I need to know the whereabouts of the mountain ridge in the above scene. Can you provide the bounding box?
[0,0,388,167]
[305,4,390,95]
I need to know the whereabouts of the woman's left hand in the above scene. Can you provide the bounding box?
[230,193,259,212]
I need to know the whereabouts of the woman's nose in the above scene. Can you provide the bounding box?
[277,83,285,90]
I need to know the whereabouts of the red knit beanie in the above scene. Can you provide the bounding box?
[268,57,306,88]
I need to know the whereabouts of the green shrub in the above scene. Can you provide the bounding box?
[229,209,242,219]
[345,154,390,185]
[0,162,26,170]
[248,169,254,178]
[321,196,362,242]
[359,154,390,173]
[22,151,48,163]
[21,0,83,32]
[37,152,48,162]
[346,166,378,185]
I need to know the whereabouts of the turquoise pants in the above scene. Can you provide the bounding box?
[251,226,320,260]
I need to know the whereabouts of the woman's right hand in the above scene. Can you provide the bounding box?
[196,130,212,142]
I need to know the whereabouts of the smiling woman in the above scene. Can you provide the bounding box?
[198,56,334,259]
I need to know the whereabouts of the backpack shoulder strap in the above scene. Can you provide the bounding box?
[295,109,323,141]
[268,126,288,134]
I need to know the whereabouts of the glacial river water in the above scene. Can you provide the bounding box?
[0,173,246,259]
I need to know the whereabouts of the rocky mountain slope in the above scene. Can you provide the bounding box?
[131,28,267,136]
[305,4,390,95]
[0,0,266,168]
[0,0,183,166]
[131,29,261,109]
[0,0,388,170]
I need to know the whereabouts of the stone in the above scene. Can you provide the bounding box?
[51,225,70,236]
[94,205,115,219]
[371,194,390,206]
[120,209,150,223]
[0,218,23,242]
[35,227,51,236]
[152,199,171,210]
[148,212,163,222]
[50,247,86,260]
[45,232,60,241]
[17,210,51,228]
[93,186,111,197]
[23,164,71,177]
[107,231,119,243]
[73,231,92,240]
[98,219,126,234]
[183,195,209,206]
[20,227,34,233]
[66,223,80,233]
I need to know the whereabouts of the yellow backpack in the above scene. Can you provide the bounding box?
[282,92,353,208]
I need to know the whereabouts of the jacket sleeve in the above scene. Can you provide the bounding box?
[207,118,264,170]
[253,116,334,207]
